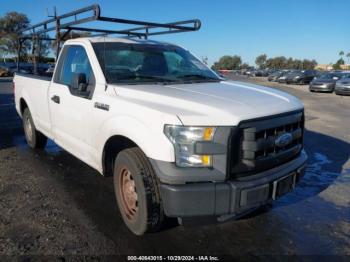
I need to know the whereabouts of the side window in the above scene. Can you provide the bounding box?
[56,45,95,99]
[164,52,184,73]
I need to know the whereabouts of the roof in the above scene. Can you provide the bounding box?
[87,37,168,44]
[65,36,176,47]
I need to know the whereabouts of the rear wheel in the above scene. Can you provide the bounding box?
[22,108,47,149]
[113,147,164,235]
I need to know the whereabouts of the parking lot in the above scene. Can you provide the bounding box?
[0,77,349,256]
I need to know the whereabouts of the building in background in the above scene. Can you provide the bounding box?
[340,64,350,70]
[315,64,333,71]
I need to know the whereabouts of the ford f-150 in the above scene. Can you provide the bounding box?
[14,37,307,235]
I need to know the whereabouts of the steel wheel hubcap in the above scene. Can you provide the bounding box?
[119,166,138,220]
[24,116,33,142]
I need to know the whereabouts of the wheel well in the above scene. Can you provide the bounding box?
[20,98,28,115]
[102,135,137,176]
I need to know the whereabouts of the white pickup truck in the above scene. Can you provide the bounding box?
[14,37,307,235]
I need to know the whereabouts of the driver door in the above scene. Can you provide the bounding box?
[49,44,96,162]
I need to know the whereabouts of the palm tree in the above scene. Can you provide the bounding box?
[346,52,350,64]
[339,51,345,59]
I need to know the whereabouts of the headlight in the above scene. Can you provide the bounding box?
[295,76,300,79]
[164,125,216,167]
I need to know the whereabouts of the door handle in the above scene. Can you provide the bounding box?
[51,95,60,104]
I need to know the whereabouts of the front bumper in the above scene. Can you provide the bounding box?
[158,150,307,219]
[335,86,350,95]
[287,78,304,84]
[309,84,334,92]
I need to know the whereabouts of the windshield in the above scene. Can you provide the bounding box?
[288,71,300,76]
[271,71,282,76]
[92,42,220,84]
[318,73,341,80]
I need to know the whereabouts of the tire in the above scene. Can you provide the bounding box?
[22,108,47,149]
[113,147,164,235]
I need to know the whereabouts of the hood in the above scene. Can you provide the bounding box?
[313,79,335,84]
[286,73,300,79]
[112,81,303,126]
[337,78,350,85]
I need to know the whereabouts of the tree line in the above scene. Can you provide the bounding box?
[0,12,51,63]
[0,11,90,63]
[211,54,318,71]
[255,54,317,70]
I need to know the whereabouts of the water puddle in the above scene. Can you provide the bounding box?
[275,152,344,206]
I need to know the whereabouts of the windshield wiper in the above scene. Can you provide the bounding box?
[180,74,220,81]
[115,74,180,84]
[136,75,179,82]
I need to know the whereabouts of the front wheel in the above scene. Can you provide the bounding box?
[113,147,164,235]
[22,108,47,149]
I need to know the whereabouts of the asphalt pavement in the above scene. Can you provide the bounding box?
[0,77,349,256]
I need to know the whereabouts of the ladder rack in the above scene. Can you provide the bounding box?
[17,4,201,73]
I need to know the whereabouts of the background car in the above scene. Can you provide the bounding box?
[252,69,269,77]
[285,70,301,84]
[268,70,284,81]
[45,65,55,73]
[286,70,318,85]
[335,73,350,95]
[245,68,256,76]
[214,70,227,79]
[7,65,31,76]
[277,70,297,83]
[309,72,345,92]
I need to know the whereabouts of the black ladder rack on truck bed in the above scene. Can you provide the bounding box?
[18,4,201,73]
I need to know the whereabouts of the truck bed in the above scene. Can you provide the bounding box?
[14,72,52,138]
[15,72,52,82]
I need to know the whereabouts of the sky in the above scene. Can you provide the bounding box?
[1,0,349,66]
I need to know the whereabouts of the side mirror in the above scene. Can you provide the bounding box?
[71,73,87,92]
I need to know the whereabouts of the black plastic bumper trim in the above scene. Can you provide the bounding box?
[159,150,307,218]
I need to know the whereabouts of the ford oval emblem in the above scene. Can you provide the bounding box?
[275,133,293,147]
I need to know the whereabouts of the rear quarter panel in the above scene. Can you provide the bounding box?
[14,74,52,137]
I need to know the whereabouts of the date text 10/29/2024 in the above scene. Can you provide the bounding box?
[127,256,220,261]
